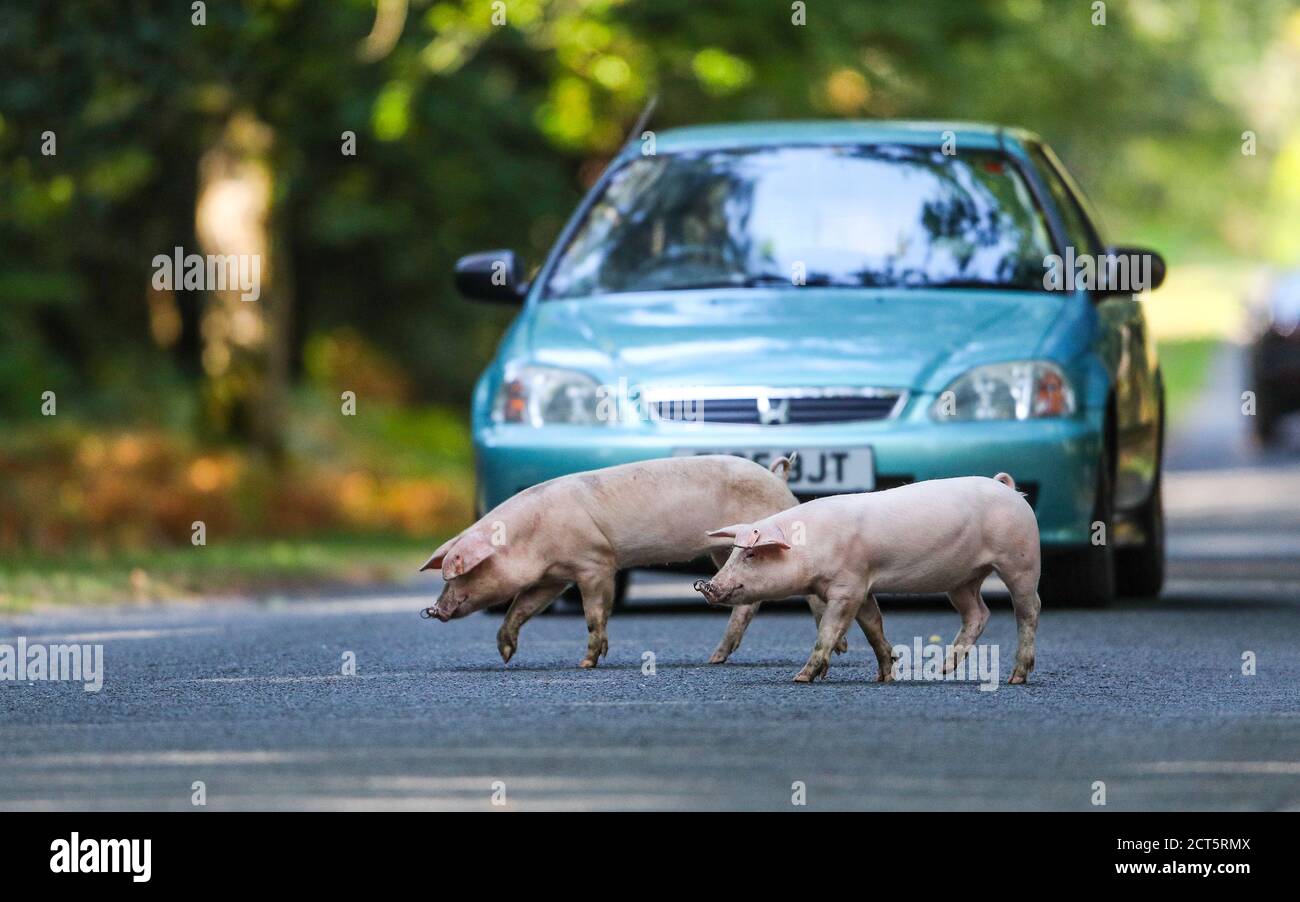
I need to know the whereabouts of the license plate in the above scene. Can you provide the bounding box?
[672,448,875,493]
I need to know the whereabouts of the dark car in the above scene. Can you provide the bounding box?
[1249,271,1300,444]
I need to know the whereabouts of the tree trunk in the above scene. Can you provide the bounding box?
[193,111,290,459]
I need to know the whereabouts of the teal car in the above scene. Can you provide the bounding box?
[455,121,1167,607]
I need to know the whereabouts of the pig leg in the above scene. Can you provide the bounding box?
[576,570,618,669]
[708,594,843,665]
[1000,567,1041,684]
[497,581,565,664]
[815,595,850,655]
[708,603,759,664]
[942,576,991,676]
[707,550,759,664]
[793,593,862,683]
[854,593,897,682]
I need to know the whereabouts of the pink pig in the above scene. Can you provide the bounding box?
[419,454,845,669]
[696,473,1041,684]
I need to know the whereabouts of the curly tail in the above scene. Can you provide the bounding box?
[993,472,1016,490]
[770,452,799,483]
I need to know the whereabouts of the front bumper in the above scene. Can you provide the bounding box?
[474,414,1102,546]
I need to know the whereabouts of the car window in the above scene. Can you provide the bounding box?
[1029,144,1103,254]
[543,144,1057,298]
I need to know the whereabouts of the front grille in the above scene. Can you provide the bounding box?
[647,390,902,425]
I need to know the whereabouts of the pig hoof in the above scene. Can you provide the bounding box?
[582,644,606,666]
[579,658,598,669]
[794,662,826,683]
[707,651,729,665]
[876,670,894,683]
[496,629,518,664]
[1008,671,1028,685]
[834,637,848,655]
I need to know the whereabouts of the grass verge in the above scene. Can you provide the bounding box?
[0,534,442,614]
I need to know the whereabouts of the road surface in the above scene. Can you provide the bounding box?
[1,345,1298,810]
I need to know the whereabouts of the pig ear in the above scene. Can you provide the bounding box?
[419,535,461,573]
[741,524,791,550]
[706,523,749,540]
[441,532,497,580]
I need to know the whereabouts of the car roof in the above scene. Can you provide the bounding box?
[618,120,1040,161]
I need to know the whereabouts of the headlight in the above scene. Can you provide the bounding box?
[493,365,613,426]
[931,361,1075,421]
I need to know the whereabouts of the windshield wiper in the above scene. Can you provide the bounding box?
[639,274,795,291]
[662,272,858,290]
[648,278,753,291]
[903,278,1042,291]
[745,272,866,287]
[637,275,1040,293]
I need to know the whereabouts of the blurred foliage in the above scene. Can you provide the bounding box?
[0,0,1298,564]
[1145,261,1265,342]
[0,390,473,555]
[1157,338,1222,424]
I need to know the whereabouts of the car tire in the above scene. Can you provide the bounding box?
[1038,454,1115,608]
[1115,391,1166,599]
[1115,476,1166,601]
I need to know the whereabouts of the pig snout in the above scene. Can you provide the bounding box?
[420,587,461,622]
[694,578,737,606]
[420,605,452,622]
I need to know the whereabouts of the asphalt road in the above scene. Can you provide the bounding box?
[2,346,1298,811]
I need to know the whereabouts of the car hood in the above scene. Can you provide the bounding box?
[522,288,1068,393]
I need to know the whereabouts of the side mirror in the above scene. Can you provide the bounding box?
[1095,246,1166,297]
[454,249,526,304]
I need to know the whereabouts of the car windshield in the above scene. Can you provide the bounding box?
[543,144,1056,299]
